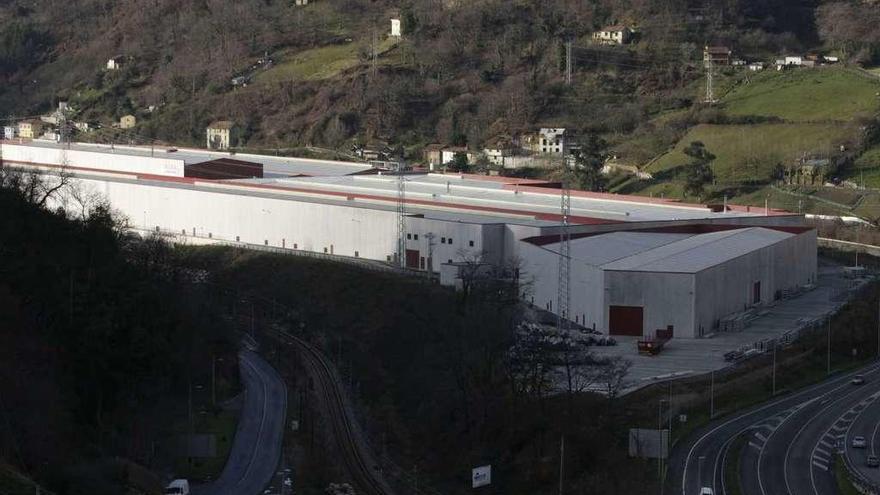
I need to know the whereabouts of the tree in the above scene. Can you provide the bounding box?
[682,141,716,199]
[448,151,470,172]
[570,134,608,192]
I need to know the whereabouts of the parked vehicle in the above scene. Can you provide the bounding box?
[867,455,879,467]
[700,488,714,495]
[852,375,866,385]
[164,479,189,495]
[853,436,867,448]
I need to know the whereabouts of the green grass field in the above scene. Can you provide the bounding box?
[173,410,238,480]
[257,37,396,83]
[645,123,852,183]
[722,68,880,122]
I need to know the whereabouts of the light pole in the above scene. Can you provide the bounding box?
[827,318,832,376]
[709,371,715,419]
[772,339,777,396]
[212,356,224,407]
[658,398,669,494]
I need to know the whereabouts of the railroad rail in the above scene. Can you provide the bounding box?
[275,328,394,495]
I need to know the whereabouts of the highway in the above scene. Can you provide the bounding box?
[669,361,880,495]
[194,350,288,495]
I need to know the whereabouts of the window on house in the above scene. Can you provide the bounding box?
[182,229,187,235]
[448,238,453,244]
[448,259,452,263]
[441,237,446,243]
[469,240,474,247]
[208,233,212,238]
[264,240,268,245]
[387,255,392,261]
[414,234,419,240]
[324,247,328,253]
[407,233,412,240]
[294,243,298,249]
[355,251,359,257]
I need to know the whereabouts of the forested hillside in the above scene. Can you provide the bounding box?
[0,170,236,494]
[2,0,875,152]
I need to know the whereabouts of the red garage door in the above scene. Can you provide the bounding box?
[609,306,644,336]
[405,249,420,269]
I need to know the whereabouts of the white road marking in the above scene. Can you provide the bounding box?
[812,460,828,471]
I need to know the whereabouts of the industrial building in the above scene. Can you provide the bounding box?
[0,140,817,339]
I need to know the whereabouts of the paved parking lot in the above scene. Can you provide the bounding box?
[590,261,873,392]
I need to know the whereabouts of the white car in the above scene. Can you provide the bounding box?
[700,488,714,495]
[853,436,868,448]
[164,480,190,495]
[852,375,866,385]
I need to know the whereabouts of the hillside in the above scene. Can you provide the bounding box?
[0,172,237,494]
[612,66,880,219]
[0,0,855,152]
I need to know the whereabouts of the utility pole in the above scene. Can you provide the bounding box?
[565,40,572,85]
[371,29,378,77]
[396,162,407,269]
[558,434,565,495]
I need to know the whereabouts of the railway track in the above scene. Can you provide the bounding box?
[276,329,394,495]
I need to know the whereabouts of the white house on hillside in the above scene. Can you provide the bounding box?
[524,128,572,156]
[592,25,633,45]
[391,18,402,37]
[207,121,238,150]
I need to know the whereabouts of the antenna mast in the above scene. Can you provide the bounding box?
[565,40,572,85]
[704,60,717,104]
[397,162,407,268]
[557,167,571,331]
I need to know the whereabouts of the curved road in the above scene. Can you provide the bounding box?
[194,350,288,495]
[669,362,880,495]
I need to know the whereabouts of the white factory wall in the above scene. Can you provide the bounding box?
[517,241,606,330]
[604,271,696,337]
[2,143,185,177]
[61,177,399,260]
[404,217,498,271]
[692,230,817,336]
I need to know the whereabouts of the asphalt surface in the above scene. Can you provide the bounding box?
[193,350,288,495]
[669,361,880,495]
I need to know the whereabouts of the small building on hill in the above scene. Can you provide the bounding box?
[483,137,517,166]
[206,121,238,151]
[423,144,444,168]
[18,120,44,139]
[3,125,16,140]
[703,46,732,67]
[592,25,633,45]
[523,128,572,156]
[106,56,125,70]
[391,18,402,37]
[120,115,137,129]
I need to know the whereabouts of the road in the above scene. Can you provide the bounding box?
[274,328,395,495]
[194,350,288,495]
[669,361,880,495]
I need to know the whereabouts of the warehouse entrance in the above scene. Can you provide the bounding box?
[609,305,643,336]
[405,249,420,269]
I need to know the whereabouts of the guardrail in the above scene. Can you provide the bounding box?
[841,452,880,495]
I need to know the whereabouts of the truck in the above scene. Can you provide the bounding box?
[637,327,673,356]
[164,479,190,495]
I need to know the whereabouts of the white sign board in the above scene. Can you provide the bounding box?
[472,465,491,488]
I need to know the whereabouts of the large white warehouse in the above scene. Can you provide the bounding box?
[0,140,818,339]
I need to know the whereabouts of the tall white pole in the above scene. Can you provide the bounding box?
[710,371,715,418]
[772,342,777,396]
[827,318,832,375]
